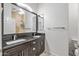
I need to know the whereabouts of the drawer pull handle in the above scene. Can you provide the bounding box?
[33,42,36,44]
[32,48,36,51]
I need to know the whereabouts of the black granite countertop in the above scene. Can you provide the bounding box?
[3,36,40,50]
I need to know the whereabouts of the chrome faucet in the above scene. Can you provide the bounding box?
[34,33,36,36]
[14,35,16,40]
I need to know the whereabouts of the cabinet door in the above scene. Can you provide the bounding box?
[3,44,25,56]
[36,37,45,55]
[22,44,28,56]
[28,45,37,56]
[40,39,45,53]
[28,40,41,56]
[23,49,28,56]
[28,40,39,56]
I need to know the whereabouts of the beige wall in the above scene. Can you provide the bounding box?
[69,4,78,41]
[37,3,69,56]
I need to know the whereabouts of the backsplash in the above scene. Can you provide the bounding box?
[2,34,13,41]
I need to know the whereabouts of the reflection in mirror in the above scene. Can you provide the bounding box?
[11,4,36,33]
[4,3,36,34]
[12,7,25,33]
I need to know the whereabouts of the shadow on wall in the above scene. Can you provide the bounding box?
[44,38,51,55]
[44,38,57,56]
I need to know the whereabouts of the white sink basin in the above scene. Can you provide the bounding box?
[33,35,41,38]
[6,39,26,45]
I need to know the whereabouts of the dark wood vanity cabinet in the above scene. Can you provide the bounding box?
[3,36,45,56]
[3,43,29,56]
[28,36,45,56]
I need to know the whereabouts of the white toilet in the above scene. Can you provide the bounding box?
[72,38,79,56]
[74,42,79,56]
[75,48,79,56]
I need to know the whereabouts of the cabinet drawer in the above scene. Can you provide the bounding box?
[28,41,41,56]
[30,39,41,45]
[28,46,38,56]
[30,40,37,45]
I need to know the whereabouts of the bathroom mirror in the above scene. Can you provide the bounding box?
[3,3,36,34]
[11,5,25,33]
[4,3,16,34]
[37,16,44,33]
